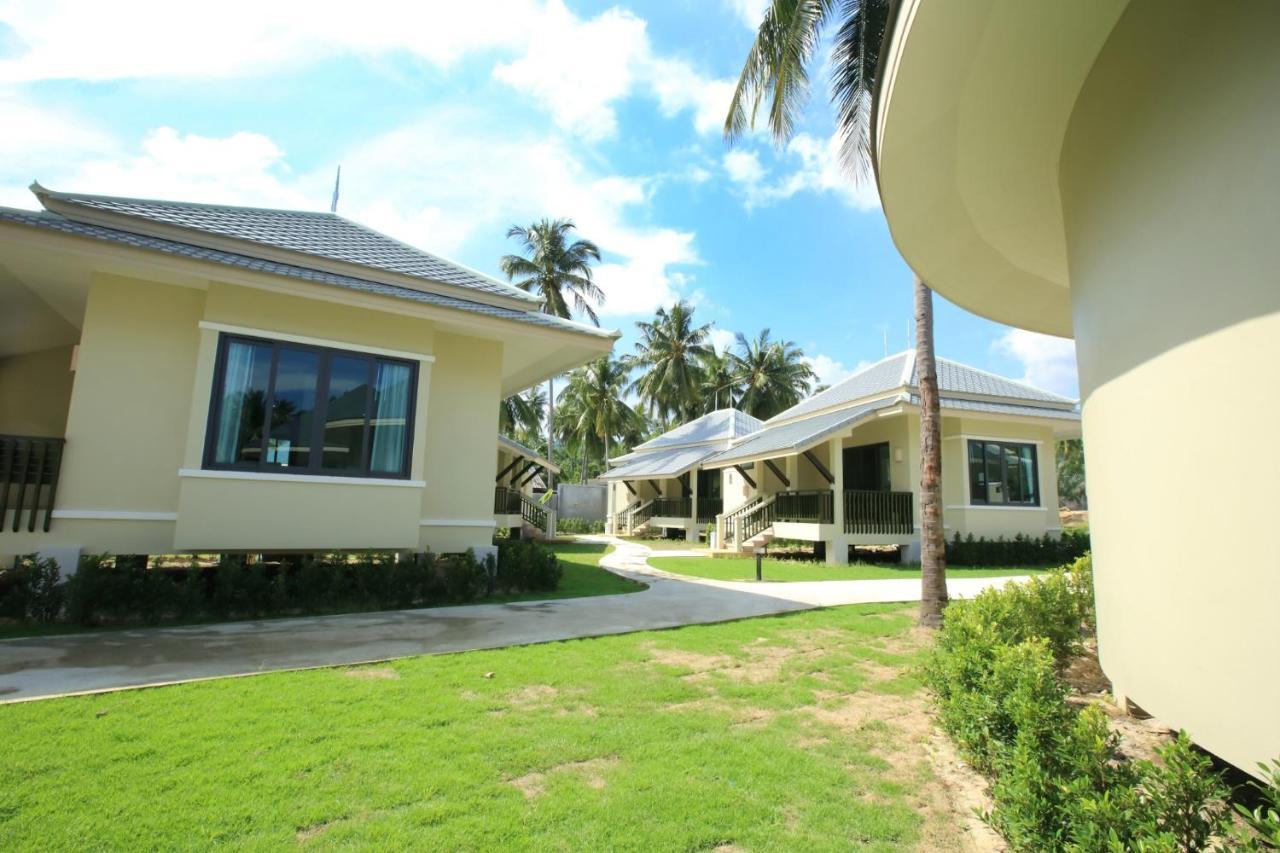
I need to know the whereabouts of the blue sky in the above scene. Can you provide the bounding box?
[0,0,1077,396]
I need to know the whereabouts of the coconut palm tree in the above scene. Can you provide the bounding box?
[499,387,546,444]
[729,329,816,420]
[500,218,603,490]
[725,0,948,627]
[627,301,713,426]
[699,347,740,412]
[556,358,642,483]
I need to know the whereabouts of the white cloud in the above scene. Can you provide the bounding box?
[707,326,737,355]
[0,0,734,140]
[723,149,765,186]
[803,353,869,388]
[725,0,769,29]
[993,329,1079,399]
[723,132,881,212]
[0,0,537,83]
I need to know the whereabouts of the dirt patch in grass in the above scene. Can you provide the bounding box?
[648,647,732,672]
[342,666,400,681]
[508,757,619,799]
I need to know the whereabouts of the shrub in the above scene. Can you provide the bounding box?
[924,559,1233,852]
[441,550,489,602]
[947,530,1090,566]
[1233,759,1280,850]
[495,540,561,593]
[556,517,605,535]
[0,555,65,622]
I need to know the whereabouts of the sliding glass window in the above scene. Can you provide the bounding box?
[205,334,417,478]
[966,440,1039,506]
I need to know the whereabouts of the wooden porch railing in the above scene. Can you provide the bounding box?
[844,490,914,535]
[0,435,65,533]
[493,486,523,515]
[629,499,657,530]
[651,496,691,518]
[774,489,834,524]
[738,495,777,542]
[720,496,764,546]
[517,491,549,533]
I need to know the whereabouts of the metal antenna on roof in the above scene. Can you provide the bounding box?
[330,166,341,213]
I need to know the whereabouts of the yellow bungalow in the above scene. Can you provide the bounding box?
[0,185,616,570]
[605,352,1079,563]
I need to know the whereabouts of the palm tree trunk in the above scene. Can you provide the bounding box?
[546,376,555,493]
[580,435,588,485]
[915,277,948,627]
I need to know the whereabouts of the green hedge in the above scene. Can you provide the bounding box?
[1,542,562,629]
[922,555,1251,850]
[555,517,605,535]
[946,528,1090,566]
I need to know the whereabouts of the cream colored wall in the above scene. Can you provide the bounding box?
[0,345,76,437]
[175,477,422,551]
[720,465,753,512]
[940,416,1060,539]
[418,331,503,553]
[1058,0,1280,774]
[60,274,204,516]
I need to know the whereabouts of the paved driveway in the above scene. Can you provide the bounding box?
[0,538,1025,702]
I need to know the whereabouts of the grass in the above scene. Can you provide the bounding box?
[0,543,641,640]
[616,536,708,551]
[648,555,1049,583]
[0,603,969,851]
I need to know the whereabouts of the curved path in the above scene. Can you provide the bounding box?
[0,537,1026,703]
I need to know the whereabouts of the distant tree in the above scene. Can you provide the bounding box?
[698,347,740,412]
[627,301,713,426]
[555,358,642,483]
[500,218,603,489]
[729,329,816,420]
[1057,439,1087,508]
[499,386,546,446]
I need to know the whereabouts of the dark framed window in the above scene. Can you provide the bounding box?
[967,440,1039,506]
[843,442,891,492]
[204,334,417,479]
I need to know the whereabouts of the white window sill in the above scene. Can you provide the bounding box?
[179,468,425,488]
[946,504,1045,512]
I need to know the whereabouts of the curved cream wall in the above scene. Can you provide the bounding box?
[1061,0,1280,773]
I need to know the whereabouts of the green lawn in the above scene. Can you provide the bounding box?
[0,543,640,640]
[616,536,708,551]
[0,603,969,850]
[648,555,1048,583]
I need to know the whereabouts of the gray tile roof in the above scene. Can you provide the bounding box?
[633,408,765,451]
[35,187,536,304]
[771,350,1073,423]
[497,434,560,473]
[707,398,902,467]
[598,444,722,480]
[0,206,617,340]
[914,358,1075,405]
[920,395,1081,421]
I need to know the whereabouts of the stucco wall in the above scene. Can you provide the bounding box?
[418,331,503,553]
[557,483,606,520]
[1060,0,1280,773]
[940,416,1060,538]
[0,345,75,437]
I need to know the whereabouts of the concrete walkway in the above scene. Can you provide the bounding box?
[0,537,1026,703]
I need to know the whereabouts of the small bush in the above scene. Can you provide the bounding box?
[5,544,560,632]
[495,541,562,592]
[924,556,1233,851]
[556,517,605,535]
[1232,759,1280,850]
[947,529,1090,566]
[0,555,65,622]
